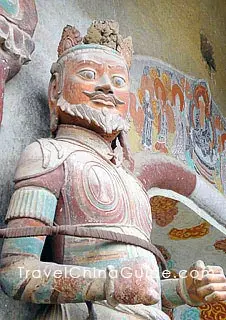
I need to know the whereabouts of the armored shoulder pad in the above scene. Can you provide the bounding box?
[15,138,80,181]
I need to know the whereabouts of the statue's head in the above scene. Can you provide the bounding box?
[49,20,133,141]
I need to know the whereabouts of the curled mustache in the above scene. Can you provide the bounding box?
[83,90,125,107]
[57,95,130,134]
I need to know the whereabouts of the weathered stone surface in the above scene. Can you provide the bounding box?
[0,0,37,124]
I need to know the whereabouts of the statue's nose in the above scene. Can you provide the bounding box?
[95,75,114,94]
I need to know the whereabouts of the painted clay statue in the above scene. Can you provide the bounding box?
[0,21,226,320]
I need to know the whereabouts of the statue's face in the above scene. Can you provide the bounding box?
[60,49,130,121]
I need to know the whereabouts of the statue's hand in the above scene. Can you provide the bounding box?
[178,260,226,306]
[106,261,160,306]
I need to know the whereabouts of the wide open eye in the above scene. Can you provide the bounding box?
[78,70,95,80]
[112,76,126,88]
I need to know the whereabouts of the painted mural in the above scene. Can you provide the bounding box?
[129,56,226,320]
[131,57,226,190]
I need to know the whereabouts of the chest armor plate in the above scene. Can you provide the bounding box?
[61,150,152,238]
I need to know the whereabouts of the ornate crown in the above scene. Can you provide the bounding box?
[57,20,133,67]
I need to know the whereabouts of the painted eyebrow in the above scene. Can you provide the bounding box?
[108,64,127,71]
[75,60,103,67]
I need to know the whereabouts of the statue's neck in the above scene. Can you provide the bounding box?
[55,124,113,157]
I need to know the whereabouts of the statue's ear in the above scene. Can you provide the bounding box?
[48,72,61,134]
[48,73,60,107]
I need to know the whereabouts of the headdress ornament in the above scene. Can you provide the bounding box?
[57,20,133,67]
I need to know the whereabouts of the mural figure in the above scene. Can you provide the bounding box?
[154,79,168,153]
[0,21,226,320]
[220,141,226,194]
[192,103,212,158]
[158,108,168,152]
[190,86,218,182]
[142,89,154,149]
[171,85,187,163]
[172,110,186,163]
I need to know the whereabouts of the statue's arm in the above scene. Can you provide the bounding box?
[161,278,185,308]
[0,141,108,304]
[0,186,106,304]
[161,260,226,308]
[0,186,161,306]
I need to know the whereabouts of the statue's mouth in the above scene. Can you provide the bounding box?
[83,91,125,108]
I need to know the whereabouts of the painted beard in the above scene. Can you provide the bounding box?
[57,95,130,134]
